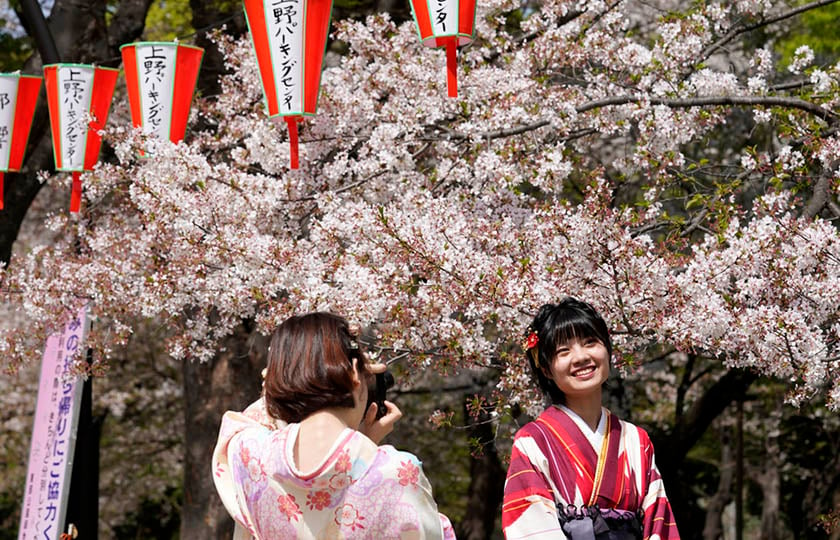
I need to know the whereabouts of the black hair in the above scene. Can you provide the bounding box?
[525,297,612,404]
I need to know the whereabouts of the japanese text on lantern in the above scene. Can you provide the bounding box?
[265,0,303,113]
[430,0,456,35]
[136,44,176,140]
[56,67,93,171]
[0,76,18,167]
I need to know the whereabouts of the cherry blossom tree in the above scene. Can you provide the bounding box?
[2,0,840,536]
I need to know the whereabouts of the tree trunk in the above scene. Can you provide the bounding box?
[756,450,781,540]
[181,322,266,539]
[702,423,733,540]
[653,368,757,534]
[455,395,506,540]
[802,430,840,538]
[188,0,247,98]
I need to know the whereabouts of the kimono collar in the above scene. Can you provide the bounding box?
[558,404,607,453]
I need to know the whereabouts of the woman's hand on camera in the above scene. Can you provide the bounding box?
[360,400,402,445]
[367,362,387,375]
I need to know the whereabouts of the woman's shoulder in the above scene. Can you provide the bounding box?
[374,444,424,468]
[512,420,541,441]
[511,406,561,438]
[225,416,294,463]
[609,412,649,435]
[609,412,654,450]
[220,398,287,438]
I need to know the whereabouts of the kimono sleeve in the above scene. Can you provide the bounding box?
[419,475,456,540]
[639,429,681,539]
[211,397,286,538]
[386,448,456,539]
[502,429,564,540]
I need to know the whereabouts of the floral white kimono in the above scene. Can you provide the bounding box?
[213,399,456,539]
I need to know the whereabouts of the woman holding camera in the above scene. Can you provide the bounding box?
[213,312,455,539]
[502,298,680,539]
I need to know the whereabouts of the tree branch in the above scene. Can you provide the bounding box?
[577,95,837,123]
[440,93,836,144]
[803,174,833,218]
[668,368,758,465]
[700,0,840,61]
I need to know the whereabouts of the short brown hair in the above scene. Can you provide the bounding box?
[264,312,371,423]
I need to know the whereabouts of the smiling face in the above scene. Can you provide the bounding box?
[544,336,610,399]
[527,299,614,405]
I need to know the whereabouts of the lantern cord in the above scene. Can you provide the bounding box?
[70,172,83,214]
[0,172,4,210]
[446,39,458,98]
[286,117,300,170]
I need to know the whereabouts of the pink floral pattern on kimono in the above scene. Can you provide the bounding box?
[335,503,366,531]
[212,398,456,539]
[397,461,420,487]
[277,494,301,522]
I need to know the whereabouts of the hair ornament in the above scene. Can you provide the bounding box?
[523,330,539,350]
[523,329,540,367]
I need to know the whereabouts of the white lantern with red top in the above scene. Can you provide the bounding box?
[409,0,477,97]
[120,42,204,147]
[243,0,334,169]
[0,73,41,211]
[44,64,119,213]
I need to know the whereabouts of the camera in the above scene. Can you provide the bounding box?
[365,370,395,420]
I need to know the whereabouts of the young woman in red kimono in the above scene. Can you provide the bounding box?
[502,298,680,540]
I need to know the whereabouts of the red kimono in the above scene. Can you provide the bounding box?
[502,405,679,539]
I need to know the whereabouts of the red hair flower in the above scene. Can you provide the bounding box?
[523,330,540,367]
[523,330,539,351]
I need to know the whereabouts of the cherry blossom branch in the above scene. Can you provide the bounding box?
[440,95,835,145]
[771,79,811,92]
[829,201,840,219]
[576,95,837,123]
[700,0,840,61]
[804,175,834,218]
[279,167,392,202]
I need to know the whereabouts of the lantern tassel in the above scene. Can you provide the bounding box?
[0,172,4,211]
[70,171,83,213]
[286,117,300,170]
[446,39,458,98]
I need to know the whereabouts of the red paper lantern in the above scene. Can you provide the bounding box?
[44,64,119,213]
[409,0,477,97]
[243,0,334,169]
[120,42,204,146]
[0,73,41,210]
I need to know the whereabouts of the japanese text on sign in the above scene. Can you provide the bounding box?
[18,306,88,540]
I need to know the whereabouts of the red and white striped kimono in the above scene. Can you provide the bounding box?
[502,405,680,539]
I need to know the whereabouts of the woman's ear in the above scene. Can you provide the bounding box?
[350,357,362,387]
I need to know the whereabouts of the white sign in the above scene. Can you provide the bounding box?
[18,305,89,540]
